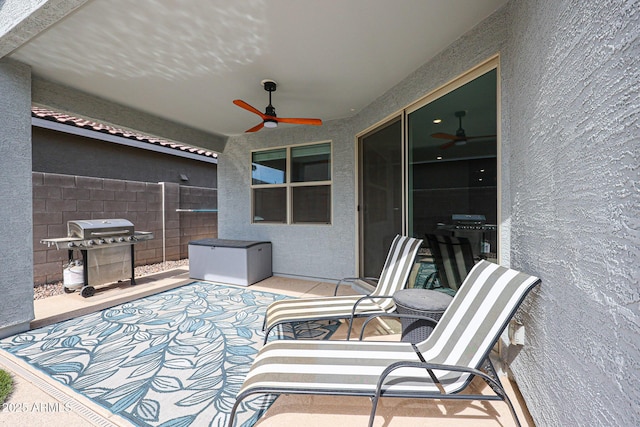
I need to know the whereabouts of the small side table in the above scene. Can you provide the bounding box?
[393,289,454,343]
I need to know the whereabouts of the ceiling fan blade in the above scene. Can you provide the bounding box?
[276,117,323,126]
[439,140,456,149]
[233,99,266,119]
[464,134,497,140]
[438,134,496,149]
[431,132,458,140]
[245,122,265,133]
[235,81,323,132]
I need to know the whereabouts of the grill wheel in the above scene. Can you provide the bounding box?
[81,286,96,298]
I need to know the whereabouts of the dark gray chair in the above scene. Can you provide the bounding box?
[424,233,476,292]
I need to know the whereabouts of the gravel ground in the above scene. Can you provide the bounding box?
[33,259,189,300]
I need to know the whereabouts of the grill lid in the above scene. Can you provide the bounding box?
[68,219,134,239]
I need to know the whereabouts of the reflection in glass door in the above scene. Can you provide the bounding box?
[358,118,402,277]
[408,68,497,259]
[357,60,499,279]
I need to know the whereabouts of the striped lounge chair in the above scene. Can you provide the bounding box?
[229,260,541,427]
[262,235,423,343]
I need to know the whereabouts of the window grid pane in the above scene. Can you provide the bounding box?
[252,148,286,185]
[252,142,331,225]
[291,142,331,183]
[292,185,331,224]
[253,187,287,223]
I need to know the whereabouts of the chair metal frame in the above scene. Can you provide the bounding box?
[262,235,423,343]
[228,260,541,427]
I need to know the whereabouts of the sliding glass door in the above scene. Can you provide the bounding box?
[358,118,403,277]
[358,60,499,277]
[408,68,497,259]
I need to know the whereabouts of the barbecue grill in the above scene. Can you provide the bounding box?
[41,219,154,297]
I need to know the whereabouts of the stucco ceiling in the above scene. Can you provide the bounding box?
[9,0,507,137]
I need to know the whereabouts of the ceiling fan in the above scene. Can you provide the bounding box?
[233,80,322,133]
[431,110,495,149]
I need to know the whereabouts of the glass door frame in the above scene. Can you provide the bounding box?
[355,114,406,276]
[355,55,501,274]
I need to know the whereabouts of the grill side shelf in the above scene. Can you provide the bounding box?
[41,237,83,250]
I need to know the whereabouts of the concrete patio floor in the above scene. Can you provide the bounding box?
[0,268,535,426]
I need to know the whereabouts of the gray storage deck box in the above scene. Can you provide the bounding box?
[188,239,272,286]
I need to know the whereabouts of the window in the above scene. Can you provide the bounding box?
[252,141,331,224]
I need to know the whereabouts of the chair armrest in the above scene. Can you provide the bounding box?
[350,294,394,315]
[333,276,379,296]
[358,312,440,341]
[376,360,501,397]
[344,294,394,340]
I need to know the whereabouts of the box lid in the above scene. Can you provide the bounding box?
[189,238,270,249]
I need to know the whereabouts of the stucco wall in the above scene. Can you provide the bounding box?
[503,1,639,425]
[219,120,356,281]
[220,1,639,425]
[220,9,507,280]
[0,58,34,338]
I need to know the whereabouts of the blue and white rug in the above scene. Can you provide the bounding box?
[0,282,339,427]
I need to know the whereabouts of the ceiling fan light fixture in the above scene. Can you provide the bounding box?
[264,119,278,128]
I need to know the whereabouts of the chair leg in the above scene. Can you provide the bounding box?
[478,361,522,427]
[368,395,380,427]
[502,393,522,427]
[227,397,242,427]
[368,371,393,427]
[346,316,355,340]
[263,325,272,345]
[481,358,502,394]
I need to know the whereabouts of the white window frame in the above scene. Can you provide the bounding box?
[251,140,333,225]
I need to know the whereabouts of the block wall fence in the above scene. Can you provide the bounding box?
[33,172,217,285]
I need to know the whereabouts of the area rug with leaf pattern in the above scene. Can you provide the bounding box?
[0,282,339,427]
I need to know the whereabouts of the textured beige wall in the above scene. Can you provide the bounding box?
[503,1,639,425]
[0,59,34,338]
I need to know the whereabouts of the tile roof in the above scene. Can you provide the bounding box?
[31,106,218,159]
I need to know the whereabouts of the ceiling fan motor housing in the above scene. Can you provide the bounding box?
[265,105,277,117]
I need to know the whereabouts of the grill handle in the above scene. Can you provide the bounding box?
[89,229,131,236]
